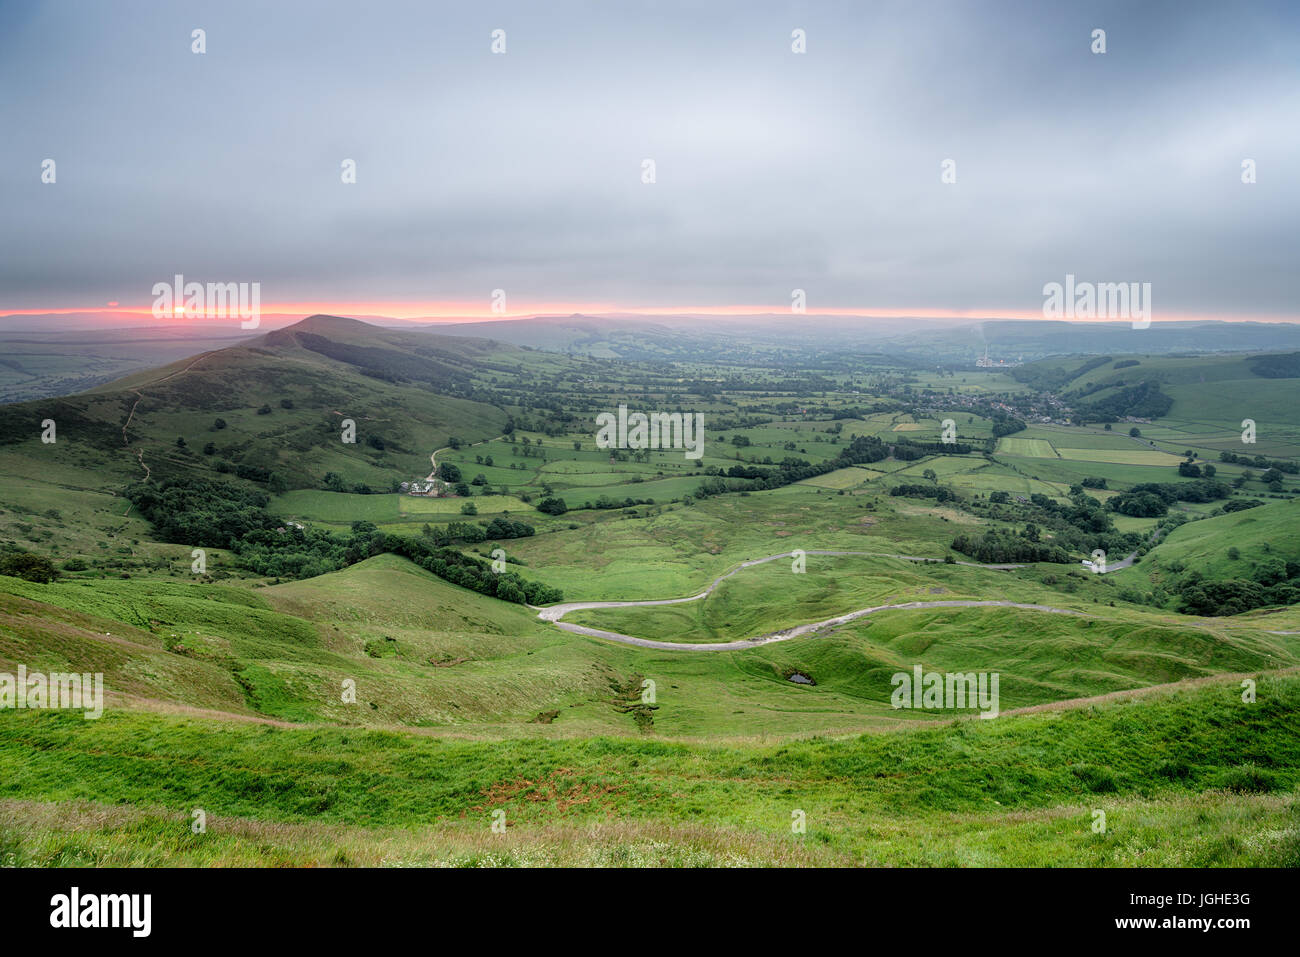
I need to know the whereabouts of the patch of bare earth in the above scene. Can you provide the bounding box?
[470,768,625,815]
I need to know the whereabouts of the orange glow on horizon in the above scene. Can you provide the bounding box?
[0,300,1296,324]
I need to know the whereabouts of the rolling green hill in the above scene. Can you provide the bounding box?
[0,316,514,495]
[1113,499,1300,594]
[0,555,628,731]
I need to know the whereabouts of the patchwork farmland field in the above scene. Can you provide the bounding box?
[996,437,1057,457]
[1054,448,1187,466]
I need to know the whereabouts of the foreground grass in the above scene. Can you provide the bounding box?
[0,673,1295,865]
[3,790,1295,867]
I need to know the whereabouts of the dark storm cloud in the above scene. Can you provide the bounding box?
[1,0,1297,316]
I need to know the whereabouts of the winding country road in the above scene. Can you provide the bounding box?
[426,445,449,482]
[426,435,506,482]
[535,549,1097,651]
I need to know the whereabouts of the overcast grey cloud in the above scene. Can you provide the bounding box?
[1,0,1297,317]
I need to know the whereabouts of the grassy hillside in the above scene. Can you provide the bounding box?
[0,316,513,496]
[0,555,640,732]
[1113,499,1300,592]
[1021,352,1300,458]
[6,541,1300,740]
[0,671,1295,866]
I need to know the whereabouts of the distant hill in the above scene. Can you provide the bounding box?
[1249,352,1300,378]
[968,320,1300,360]
[0,315,515,492]
[0,324,261,403]
[433,315,1300,365]
[1013,352,1300,445]
[435,313,953,362]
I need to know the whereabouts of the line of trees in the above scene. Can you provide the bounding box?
[949,528,1071,564]
[420,519,535,546]
[890,484,959,503]
[1219,451,1298,474]
[0,553,60,583]
[385,536,562,605]
[125,478,562,601]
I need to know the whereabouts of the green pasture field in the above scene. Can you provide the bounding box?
[797,467,872,489]
[990,456,1192,488]
[996,437,1057,457]
[1055,448,1185,466]
[399,495,533,516]
[493,483,976,601]
[276,490,401,523]
[1016,426,1137,450]
[889,455,985,479]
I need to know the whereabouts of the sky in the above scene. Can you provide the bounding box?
[1,0,1298,322]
